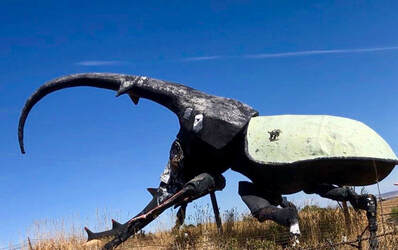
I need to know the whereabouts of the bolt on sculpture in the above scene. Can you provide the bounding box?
[18,73,397,249]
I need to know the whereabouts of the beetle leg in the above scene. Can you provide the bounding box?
[305,184,378,249]
[100,173,225,249]
[173,203,187,231]
[238,181,300,239]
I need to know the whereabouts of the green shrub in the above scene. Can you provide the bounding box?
[390,207,398,223]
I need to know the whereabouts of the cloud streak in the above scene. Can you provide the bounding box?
[181,56,224,61]
[245,46,398,58]
[76,60,126,66]
[76,46,398,65]
[181,46,398,61]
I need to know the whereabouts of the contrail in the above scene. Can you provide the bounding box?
[76,46,398,64]
[76,60,126,66]
[245,46,398,58]
[182,46,398,61]
[182,56,224,61]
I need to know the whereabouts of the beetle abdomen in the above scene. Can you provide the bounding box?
[245,115,398,165]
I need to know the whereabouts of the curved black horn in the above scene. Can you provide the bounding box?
[18,73,128,154]
[18,72,258,154]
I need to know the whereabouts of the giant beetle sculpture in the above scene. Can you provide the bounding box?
[18,73,397,249]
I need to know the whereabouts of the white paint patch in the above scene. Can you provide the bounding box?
[137,76,148,84]
[290,222,301,247]
[122,80,134,88]
[121,77,147,90]
[193,114,203,133]
[290,221,301,235]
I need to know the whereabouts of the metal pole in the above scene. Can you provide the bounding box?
[210,191,223,233]
[342,200,351,234]
[28,237,34,250]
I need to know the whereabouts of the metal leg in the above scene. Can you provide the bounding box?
[84,173,225,249]
[305,184,379,250]
[210,191,223,233]
[173,203,187,231]
[238,181,300,235]
[365,195,378,250]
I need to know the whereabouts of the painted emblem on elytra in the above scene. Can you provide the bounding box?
[268,129,282,141]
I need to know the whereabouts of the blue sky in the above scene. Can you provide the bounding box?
[1,0,398,246]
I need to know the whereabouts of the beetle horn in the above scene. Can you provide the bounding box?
[19,72,258,154]
[18,72,191,154]
[18,73,129,154]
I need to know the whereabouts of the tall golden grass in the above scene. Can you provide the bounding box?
[20,199,398,250]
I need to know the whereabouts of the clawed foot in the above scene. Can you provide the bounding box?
[363,194,377,215]
[289,221,301,236]
[353,194,378,249]
[364,195,378,249]
[352,194,377,212]
[289,220,300,247]
[353,194,378,230]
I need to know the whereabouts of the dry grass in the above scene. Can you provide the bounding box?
[18,198,398,250]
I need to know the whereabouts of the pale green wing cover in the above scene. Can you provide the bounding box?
[245,115,398,165]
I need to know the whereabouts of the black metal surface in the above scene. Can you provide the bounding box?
[19,73,257,154]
